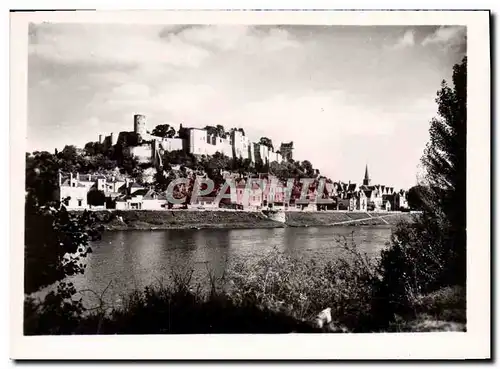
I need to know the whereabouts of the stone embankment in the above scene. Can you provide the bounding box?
[74,209,418,231]
[83,209,283,231]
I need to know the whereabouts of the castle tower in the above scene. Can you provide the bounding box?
[98,134,104,144]
[110,132,118,146]
[280,141,294,161]
[134,114,147,137]
[363,164,371,186]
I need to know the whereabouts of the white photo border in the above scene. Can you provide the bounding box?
[9,9,491,360]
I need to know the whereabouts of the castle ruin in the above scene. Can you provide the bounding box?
[97,114,294,167]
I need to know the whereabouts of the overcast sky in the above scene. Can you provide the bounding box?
[28,24,466,189]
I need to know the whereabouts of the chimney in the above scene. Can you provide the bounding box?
[88,174,91,181]
[70,173,73,181]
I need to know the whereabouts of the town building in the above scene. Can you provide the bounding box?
[57,171,146,210]
[115,188,168,210]
[189,196,219,210]
[331,165,407,212]
[232,179,264,210]
[56,173,89,210]
[363,165,371,186]
[261,176,291,210]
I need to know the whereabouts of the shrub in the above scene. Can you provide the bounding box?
[24,282,85,335]
[374,213,455,321]
[24,202,100,294]
[226,235,381,331]
[24,270,321,335]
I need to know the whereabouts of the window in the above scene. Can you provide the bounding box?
[77,199,82,207]
[72,183,76,187]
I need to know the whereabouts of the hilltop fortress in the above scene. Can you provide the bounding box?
[98,114,294,167]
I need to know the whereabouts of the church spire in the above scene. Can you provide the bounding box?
[363,164,371,186]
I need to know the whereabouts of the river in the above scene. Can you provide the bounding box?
[66,226,393,308]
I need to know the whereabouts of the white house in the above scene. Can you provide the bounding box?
[57,173,88,210]
[115,189,168,210]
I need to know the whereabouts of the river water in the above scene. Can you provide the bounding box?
[67,226,393,308]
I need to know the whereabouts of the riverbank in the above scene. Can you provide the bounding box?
[76,210,417,231]
[285,211,416,227]
[86,209,284,231]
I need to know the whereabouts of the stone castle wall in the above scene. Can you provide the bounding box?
[97,114,292,165]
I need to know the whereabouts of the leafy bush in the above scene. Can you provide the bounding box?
[24,282,85,335]
[24,202,100,294]
[24,269,321,335]
[226,236,381,331]
[374,215,450,315]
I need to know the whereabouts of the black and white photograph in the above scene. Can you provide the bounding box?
[9,9,490,360]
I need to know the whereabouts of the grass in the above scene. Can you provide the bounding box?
[24,233,465,335]
[387,285,466,332]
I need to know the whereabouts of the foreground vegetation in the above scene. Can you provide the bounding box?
[24,236,465,335]
[24,58,467,335]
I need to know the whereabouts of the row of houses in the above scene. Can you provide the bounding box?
[56,168,409,212]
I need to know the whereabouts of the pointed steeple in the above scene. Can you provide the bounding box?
[363,164,371,186]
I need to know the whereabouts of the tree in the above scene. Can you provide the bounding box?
[87,189,106,207]
[26,151,60,206]
[420,56,467,286]
[254,159,264,173]
[407,185,433,210]
[151,124,176,138]
[162,150,197,168]
[262,161,270,174]
[25,198,99,294]
[119,149,140,177]
[376,57,467,314]
[84,142,106,157]
[154,169,174,192]
[204,152,230,186]
[59,145,78,161]
[300,160,315,178]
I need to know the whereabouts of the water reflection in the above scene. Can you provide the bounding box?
[71,226,392,308]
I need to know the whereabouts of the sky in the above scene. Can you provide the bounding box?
[28,24,466,189]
